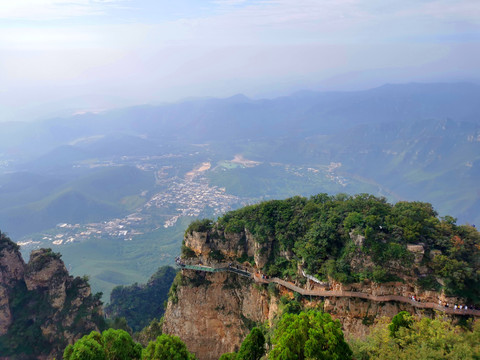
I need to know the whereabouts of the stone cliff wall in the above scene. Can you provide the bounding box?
[0,240,25,336]
[163,270,271,360]
[184,229,271,268]
[0,237,104,360]
[164,230,476,360]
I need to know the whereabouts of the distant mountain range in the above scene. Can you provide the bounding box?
[1,82,479,296]
[1,82,479,158]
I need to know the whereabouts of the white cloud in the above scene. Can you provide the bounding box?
[0,0,129,21]
[211,0,249,5]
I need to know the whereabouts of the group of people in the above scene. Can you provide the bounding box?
[438,300,478,311]
[410,296,479,312]
[258,273,269,280]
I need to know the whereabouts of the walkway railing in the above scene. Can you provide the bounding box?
[177,262,251,278]
[175,261,480,317]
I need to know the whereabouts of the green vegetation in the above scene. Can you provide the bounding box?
[219,298,479,360]
[0,256,105,359]
[64,330,196,360]
[167,272,185,304]
[0,166,154,238]
[39,217,190,299]
[135,318,164,347]
[64,329,142,360]
[388,311,413,338]
[220,310,351,360]
[26,247,62,272]
[105,266,177,332]
[351,312,480,359]
[143,334,196,360]
[218,353,238,360]
[0,230,19,252]
[0,281,54,357]
[185,218,213,235]
[191,194,480,303]
[236,327,265,360]
[270,310,352,360]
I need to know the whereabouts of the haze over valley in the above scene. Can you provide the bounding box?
[0,82,479,297]
[2,2,480,359]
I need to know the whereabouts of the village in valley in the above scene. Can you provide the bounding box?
[17,173,248,249]
[16,156,349,250]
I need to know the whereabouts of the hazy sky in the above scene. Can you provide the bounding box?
[1,0,479,121]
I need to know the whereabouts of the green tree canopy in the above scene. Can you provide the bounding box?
[269,310,352,360]
[143,334,196,360]
[218,353,237,360]
[236,327,265,360]
[63,329,142,360]
[194,193,480,303]
[351,313,480,359]
[388,311,413,338]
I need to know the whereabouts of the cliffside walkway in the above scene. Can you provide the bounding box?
[178,262,252,278]
[176,262,480,317]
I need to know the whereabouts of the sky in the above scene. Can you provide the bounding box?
[0,0,479,122]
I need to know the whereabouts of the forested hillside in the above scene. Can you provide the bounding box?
[186,194,480,303]
[105,266,177,332]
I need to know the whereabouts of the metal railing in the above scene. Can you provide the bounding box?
[176,260,480,316]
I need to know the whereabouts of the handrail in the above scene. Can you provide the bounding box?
[301,269,329,286]
[176,261,480,316]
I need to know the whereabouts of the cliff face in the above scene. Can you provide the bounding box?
[163,270,272,360]
[0,234,104,360]
[163,230,476,360]
[0,239,25,335]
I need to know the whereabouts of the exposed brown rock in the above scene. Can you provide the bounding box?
[0,238,25,335]
[0,236,104,359]
[407,244,425,264]
[350,231,365,247]
[163,270,269,360]
[170,228,477,360]
[185,229,272,268]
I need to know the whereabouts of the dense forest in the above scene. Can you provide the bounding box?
[186,194,480,304]
[105,266,177,332]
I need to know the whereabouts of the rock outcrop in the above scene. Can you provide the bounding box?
[0,233,104,359]
[0,238,24,336]
[184,228,270,268]
[163,271,270,360]
[163,230,478,360]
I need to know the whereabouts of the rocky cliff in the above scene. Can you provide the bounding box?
[163,225,478,360]
[163,270,271,360]
[0,232,104,360]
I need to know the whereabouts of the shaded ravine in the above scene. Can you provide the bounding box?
[176,262,480,317]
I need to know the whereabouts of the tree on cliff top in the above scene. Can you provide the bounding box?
[0,229,19,252]
[269,310,352,360]
[198,193,480,303]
